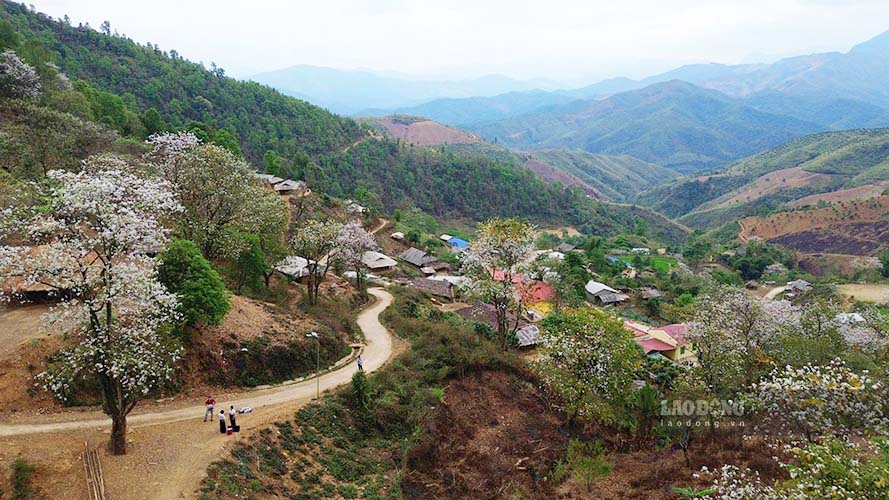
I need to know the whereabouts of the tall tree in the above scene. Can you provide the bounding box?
[0,155,183,455]
[157,238,230,329]
[462,218,534,349]
[289,219,342,305]
[335,221,377,294]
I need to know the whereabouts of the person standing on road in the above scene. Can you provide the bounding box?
[357,355,364,372]
[229,405,237,428]
[219,409,227,434]
[204,396,215,422]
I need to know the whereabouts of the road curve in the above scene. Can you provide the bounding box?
[0,287,394,437]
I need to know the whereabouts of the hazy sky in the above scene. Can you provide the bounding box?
[30,0,889,84]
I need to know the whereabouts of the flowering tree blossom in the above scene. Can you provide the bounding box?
[335,221,377,293]
[0,49,41,100]
[0,156,183,455]
[288,219,342,305]
[756,359,887,443]
[838,307,888,351]
[686,285,776,393]
[149,139,276,258]
[699,439,889,499]
[461,218,534,349]
[535,308,641,424]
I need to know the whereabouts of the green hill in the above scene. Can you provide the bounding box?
[471,80,822,173]
[636,128,889,229]
[0,3,689,243]
[0,2,363,162]
[528,149,679,201]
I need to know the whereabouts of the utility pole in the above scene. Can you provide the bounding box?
[306,331,320,399]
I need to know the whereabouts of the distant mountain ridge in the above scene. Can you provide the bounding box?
[249,65,554,114]
[472,80,822,172]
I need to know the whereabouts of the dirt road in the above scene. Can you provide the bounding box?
[764,286,788,301]
[0,288,394,499]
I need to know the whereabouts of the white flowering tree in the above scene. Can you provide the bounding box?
[147,135,276,259]
[0,155,183,455]
[536,308,641,425]
[335,221,377,293]
[461,218,534,349]
[756,359,887,443]
[699,439,889,500]
[0,49,41,100]
[289,219,342,305]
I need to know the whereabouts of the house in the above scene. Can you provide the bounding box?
[255,173,285,185]
[521,280,555,318]
[547,251,566,260]
[398,247,434,267]
[555,243,576,253]
[641,287,662,300]
[390,232,405,241]
[275,256,324,279]
[585,280,628,304]
[624,320,695,365]
[787,279,812,292]
[607,255,631,268]
[631,247,650,255]
[412,277,455,300]
[621,267,637,280]
[447,237,470,250]
[273,179,310,196]
[454,302,540,347]
[361,251,397,271]
[439,234,453,242]
[656,248,667,255]
[345,200,367,214]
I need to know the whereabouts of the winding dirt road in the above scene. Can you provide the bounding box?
[0,287,394,499]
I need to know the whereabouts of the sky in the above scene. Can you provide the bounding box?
[29,0,889,85]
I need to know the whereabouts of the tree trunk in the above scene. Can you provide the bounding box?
[110,414,127,455]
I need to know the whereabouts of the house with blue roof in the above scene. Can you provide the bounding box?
[447,237,470,250]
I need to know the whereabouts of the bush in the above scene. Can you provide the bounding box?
[11,459,35,500]
[158,239,230,328]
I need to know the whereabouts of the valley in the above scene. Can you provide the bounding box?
[1,2,889,500]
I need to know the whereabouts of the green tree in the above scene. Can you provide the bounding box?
[141,107,166,136]
[262,150,280,176]
[211,128,242,157]
[536,308,642,424]
[157,239,230,328]
[233,233,265,294]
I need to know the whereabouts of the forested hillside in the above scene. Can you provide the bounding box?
[637,128,889,229]
[529,149,679,201]
[472,80,821,172]
[0,2,363,163]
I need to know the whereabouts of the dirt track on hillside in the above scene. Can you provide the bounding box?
[0,288,395,499]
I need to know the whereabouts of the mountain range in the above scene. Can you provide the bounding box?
[249,65,555,114]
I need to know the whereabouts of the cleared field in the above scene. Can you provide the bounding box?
[740,196,889,241]
[713,166,833,209]
[372,117,480,146]
[787,182,889,208]
[838,284,889,303]
[768,221,889,256]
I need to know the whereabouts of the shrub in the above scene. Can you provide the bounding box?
[158,238,230,328]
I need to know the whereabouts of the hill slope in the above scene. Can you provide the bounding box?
[0,2,363,163]
[364,116,481,146]
[636,128,889,229]
[471,81,821,173]
[528,150,679,201]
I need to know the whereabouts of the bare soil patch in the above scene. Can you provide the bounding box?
[372,117,481,146]
[523,159,607,199]
[715,166,832,209]
[838,283,889,303]
[788,182,889,208]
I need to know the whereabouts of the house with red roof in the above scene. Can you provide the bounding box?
[624,320,695,365]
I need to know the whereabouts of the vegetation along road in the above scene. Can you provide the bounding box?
[0,288,394,499]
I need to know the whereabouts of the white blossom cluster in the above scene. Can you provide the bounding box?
[0,156,184,408]
[0,49,41,100]
[696,464,782,500]
[335,221,377,269]
[756,359,887,443]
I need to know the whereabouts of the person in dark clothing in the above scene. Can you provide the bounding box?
[229,405,237,428]
[219,409,227,434]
